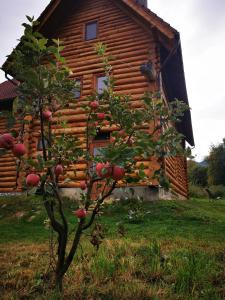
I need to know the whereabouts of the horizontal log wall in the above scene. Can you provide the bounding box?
[0,117,21,193]
[165,155,188,198]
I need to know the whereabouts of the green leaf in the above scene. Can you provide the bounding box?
[38,38,48,50]
[26,15,34,23]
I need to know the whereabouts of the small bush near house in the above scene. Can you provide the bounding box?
[189,184,208,198]
[208,185,225,198]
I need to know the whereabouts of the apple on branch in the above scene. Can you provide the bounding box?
[90,100,99,110]
[12,144,26,157]
[26,173,40,187]
[0,133,14,149]
[96,162,112,178]
[55,164,64,177]
[42,110,52,121]
[80,181,87,190]
[112,166,125,181]
[97,113,105,120]
[74,208,87,218]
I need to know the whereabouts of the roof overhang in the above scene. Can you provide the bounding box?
[160,35,194,146]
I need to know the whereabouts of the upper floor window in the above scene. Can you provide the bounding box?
[96,75,108,94]
[72,78,82,99]
[85,21,98,40]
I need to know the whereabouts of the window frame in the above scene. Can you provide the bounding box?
[94,74,108,94]
[84,20,98,41]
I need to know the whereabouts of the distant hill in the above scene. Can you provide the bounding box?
[198,160,208,168]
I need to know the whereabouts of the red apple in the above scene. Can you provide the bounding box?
[112,166,125,181]
[102,120,108,126]
[97,113,105,120]
[118,130,126,137]
[126,138,134,146]
[42,110,52,121]
[12,144,26,157]
[96,162,104,175]
[55,164,63,177]
[90,100,99,110]
[0,133,14,149]
[74,208,87,218]
[96,162,112,178]
[80,181,87,190]
[26,174,40,187]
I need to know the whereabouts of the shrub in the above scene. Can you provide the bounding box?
[189,185,208,198]
[208,185,225,198]
[207,138,225,185]
[188,163,208,186]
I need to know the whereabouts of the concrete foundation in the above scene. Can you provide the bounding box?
[59,186,176,201]
[0,186,186,200]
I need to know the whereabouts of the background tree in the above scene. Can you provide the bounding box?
[0,17,189,293]
[207,138,225,186]
[187,160,208,187]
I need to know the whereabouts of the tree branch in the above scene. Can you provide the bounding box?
[82,181,117,230]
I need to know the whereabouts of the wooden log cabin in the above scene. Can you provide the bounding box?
[0,0,194,199]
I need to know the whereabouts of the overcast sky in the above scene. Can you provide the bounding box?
[0,0,224,162]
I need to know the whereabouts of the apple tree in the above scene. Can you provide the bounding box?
[0,17,189,292]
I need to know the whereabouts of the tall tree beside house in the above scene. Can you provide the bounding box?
[187,160,208,187]
[0,16,189,292]
[207,139,225,186]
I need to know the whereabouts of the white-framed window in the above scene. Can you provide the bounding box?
[96,75,108,94]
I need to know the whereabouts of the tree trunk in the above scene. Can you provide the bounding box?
[55,272,63,295]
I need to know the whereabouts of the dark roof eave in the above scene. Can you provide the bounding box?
[160,34,194,147]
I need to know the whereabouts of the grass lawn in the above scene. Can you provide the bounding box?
[0,195,225,299]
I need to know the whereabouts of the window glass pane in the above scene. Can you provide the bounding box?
[85,22,97,40]
[94,132,110,141]
[93,147,104,157]
[97,76,107,93]
[0,99,13,111]
[37,138,48,151]
[72,79,81,98]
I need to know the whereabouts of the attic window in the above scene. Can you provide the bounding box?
[85,21,97,40]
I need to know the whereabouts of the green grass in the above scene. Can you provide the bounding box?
[0,195,225,299]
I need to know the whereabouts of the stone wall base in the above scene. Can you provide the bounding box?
[0,186,187,201]
[59,186,187,201]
